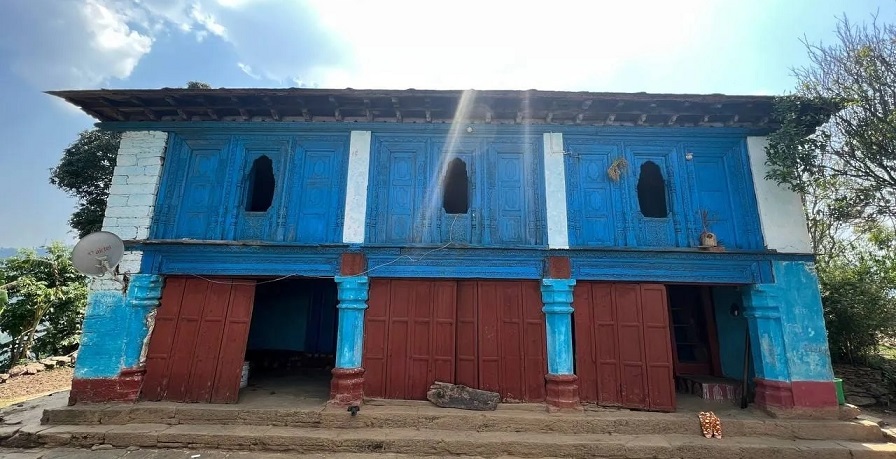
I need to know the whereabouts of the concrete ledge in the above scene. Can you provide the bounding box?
[28,424,896,458]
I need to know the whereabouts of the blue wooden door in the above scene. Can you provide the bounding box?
[486,141,541,246]
[371,139,429,244]
[233,138,290,241]
[565,142,624,247]
[627,145,686,247]
[287,140,346,243]
[432,140,478,245]
[171,138,229,239]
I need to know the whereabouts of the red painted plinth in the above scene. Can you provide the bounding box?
[545,374,581,411]
[755,378,838,410]
[68,368,145,405]
[330,367,365,406]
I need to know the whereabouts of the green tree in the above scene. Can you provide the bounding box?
[0,243,87,368]
[49,129,121,238]
[186,81,212,89]
[767,12,896,362]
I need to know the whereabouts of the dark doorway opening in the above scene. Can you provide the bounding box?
[666,285,720,377]
[243,278,338,402]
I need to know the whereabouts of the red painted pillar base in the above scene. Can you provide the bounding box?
[754,378,850,419]
[68,368,145,405]
[545,374,581,412]
[330,367,365,407]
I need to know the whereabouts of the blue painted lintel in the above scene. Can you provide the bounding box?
[541,278,576,375]
[334,275,369,369]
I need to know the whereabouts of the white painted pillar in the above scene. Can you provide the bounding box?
[745,137,812,253]
[543,133,570,249]
[342,131,372,244]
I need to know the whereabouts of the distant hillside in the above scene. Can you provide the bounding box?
[0,247,50,260]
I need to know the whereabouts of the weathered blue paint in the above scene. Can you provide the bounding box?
[152,133,348,243]
[712,286,755,381]
[366,134,545,247]
[334,275,369,369]
[742,261,834,383]
[541,279,576,375]
[773,261,835,382]
[74,274,163,379]
[564,136,764,251]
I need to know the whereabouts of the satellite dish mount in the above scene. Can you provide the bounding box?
[71,231,126,284]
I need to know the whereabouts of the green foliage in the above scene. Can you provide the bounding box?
[767,13,896,225]
[0,243,87,368]
[186,81,212,89]
[49,129,121,237]
[767,13,896,362]
[820,249,896,363]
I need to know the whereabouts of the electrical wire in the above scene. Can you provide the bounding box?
[189,214,461,286]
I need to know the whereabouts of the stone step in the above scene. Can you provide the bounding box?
[41,403,888,443]
[28,423,896,458]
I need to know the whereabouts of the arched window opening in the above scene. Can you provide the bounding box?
[443,158,469,214]
[636,161,668,218]
[246,155,275,212]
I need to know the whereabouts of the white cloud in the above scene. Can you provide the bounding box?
[238,62,260,79]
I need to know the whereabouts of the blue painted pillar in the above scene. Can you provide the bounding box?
[541,279,576,374]
[331,275,369,405]
[71,274,163,404]
[541,278,580,410]
[742,261,837,411]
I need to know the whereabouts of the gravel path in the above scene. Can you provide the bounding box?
[0,368,72,406]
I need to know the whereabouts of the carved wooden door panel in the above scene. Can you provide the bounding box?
[564,142,624,247]
[371,140,429,244]
[291,143,345,243]
[486,142,541,246]
[172,139,229,239]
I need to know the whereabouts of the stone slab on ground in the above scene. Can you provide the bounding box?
[426,381,500,411]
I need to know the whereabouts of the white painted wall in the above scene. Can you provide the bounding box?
[746,136,813,254]
[543,132,570,250]
[99,130,169,278]
[342,131,372,244]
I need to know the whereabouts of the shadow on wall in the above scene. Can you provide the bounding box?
[713,286,756,387]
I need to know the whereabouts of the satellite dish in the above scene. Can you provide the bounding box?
[71,231,125,277]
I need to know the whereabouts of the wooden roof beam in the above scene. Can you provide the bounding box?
[329,95,343,121]
[363,99,373,122]
[391,96,402,122]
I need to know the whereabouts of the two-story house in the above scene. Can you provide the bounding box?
[52,88,836,415]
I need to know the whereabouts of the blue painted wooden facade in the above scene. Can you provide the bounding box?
[131,123,794,285]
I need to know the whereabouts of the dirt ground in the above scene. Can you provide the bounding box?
[0,368,72,408]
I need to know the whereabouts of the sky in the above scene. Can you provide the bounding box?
[0,0,894,248]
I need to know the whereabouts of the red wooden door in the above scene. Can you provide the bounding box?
[363,279,456,399]
[141,276,257,403]
[574,282,675,412]
[363,279,546,402]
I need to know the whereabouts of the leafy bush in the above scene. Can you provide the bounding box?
[820,252,896,363]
